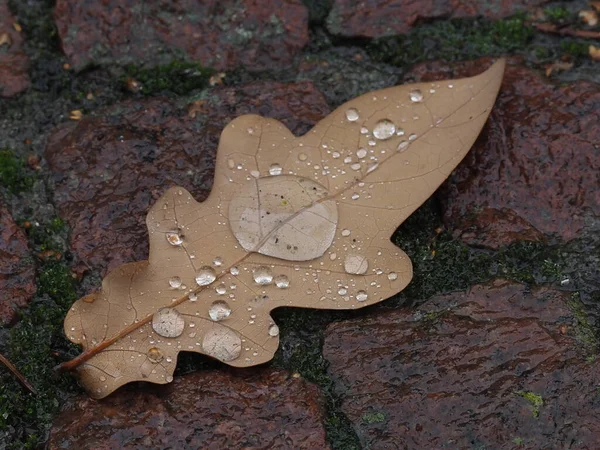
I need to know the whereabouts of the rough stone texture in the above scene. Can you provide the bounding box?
[404,58,600,248]
[53,0,309,72]
[45,81,330,277]
[324,280,600,449]
[0,0,30,97]
[0,201,35,325]
[49,369,329,449]
[327,0,548,38]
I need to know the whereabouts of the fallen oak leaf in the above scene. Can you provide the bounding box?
[59,59,506,398]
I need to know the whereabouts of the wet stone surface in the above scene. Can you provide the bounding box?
[405,58,600,248]
[49,369,329,449]
[0,200,35,325]
[45,81,330,277]
[323,280,600,449]
[0,0,30,97]
[326,0,548,38]
[53,0,309,72]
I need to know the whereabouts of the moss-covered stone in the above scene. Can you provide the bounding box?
[516,391,544,418]
[0,150,35,194]
[123,61,213,96]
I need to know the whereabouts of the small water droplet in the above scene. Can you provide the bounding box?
[152,308,185,338]
[351,193,360,200]
[338,287,348,295]
[269,163,283,176]
[356,148,367,159]
[410,89,423,102]
[388,272,398,281]
[208,301,232,321]
[165,231,183,246]
[274,275,290,289]
[332,151,341,159]
[329,252,337,261]
[344,255,369,275]
[397,140,409,152]
[166,375,173,383]
[396,128,405,136]
[250,170,260,178]
[345,108,360,121]
[213,257,223,266]
[147,347,164,363]
[373,119,395,140]
[341,229,351,237]
[230,266,240,276]
[268,324,280,337]
[195,266,217,286]
[360,127,369,134]
[188,292,198,301]
[253,266,273,285]
[408,133,417,141]
[298,153,308,161]
[168,276,182,288]
[448,84,454,89]
[215,283,227,295]
[356,290,368,302]
[350,163,361,171]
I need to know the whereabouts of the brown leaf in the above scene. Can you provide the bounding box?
[61,59,506,398]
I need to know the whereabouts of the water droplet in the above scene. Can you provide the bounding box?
[448,84,454,89]
[360,127,369,134]
[166,231,183,246]
[298,153,308,161]
[229,175,338,261]
[215,283,227,295]
[408,133,417,141]
[269,163,283,176]
[373,119,395,140]
[268,324,280,337]
[202,328,242,362]
[152,308,185,338]
[208,301,232,321]
[356,290,368,302]
[345,108,359,121]
[253,266,273,285]
[388,272,398,281]
[147,347,164,363]
[213,257,223,266]
[341,229,351,237]
[410,89,423,102]
[338,287,348,295]
[397,140,409,152]
[356,148,368,159]
[168,276,182,288]
[230,266,240,276]
[332,151,341,159]
[195,266,216,286]
[250,170,260,178]
[396,128,405,136]
[344,255,369,275]
[188,292,198,301]
[329,252,337,261]
[274,275,290,289]
[350,163,361,171]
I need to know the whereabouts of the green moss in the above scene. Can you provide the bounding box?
[370,15,533,67]
[516,391,544,418]
[0,150,35,194]
[543,6,572,24]
[560,40,590,58]
[362,411,386,424]
[513,437,524,445]
[567,293,598,351]
[0,218,78,448]
[123,61,213,96]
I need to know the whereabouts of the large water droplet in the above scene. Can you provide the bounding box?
[356,290,368,302]
[345,108,359,121]
[208,301,232,321]
[215,283,227,295]
[268,324,280,337]
[152,308,185,338]
[274,274,290,289]
[230,266,240,276]
[195,266,216,286]
[344,255,369,275]
[165,231,183,246]
[229,175,338,261]
[253,266,273,285]
[147,347,164,363]
[373,119,396,140]
[269,163,283,176]
[169,276,182,288]
[202,328,242,362]
[410,89,423,102]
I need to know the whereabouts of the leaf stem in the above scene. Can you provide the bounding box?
[0,351,38,395]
